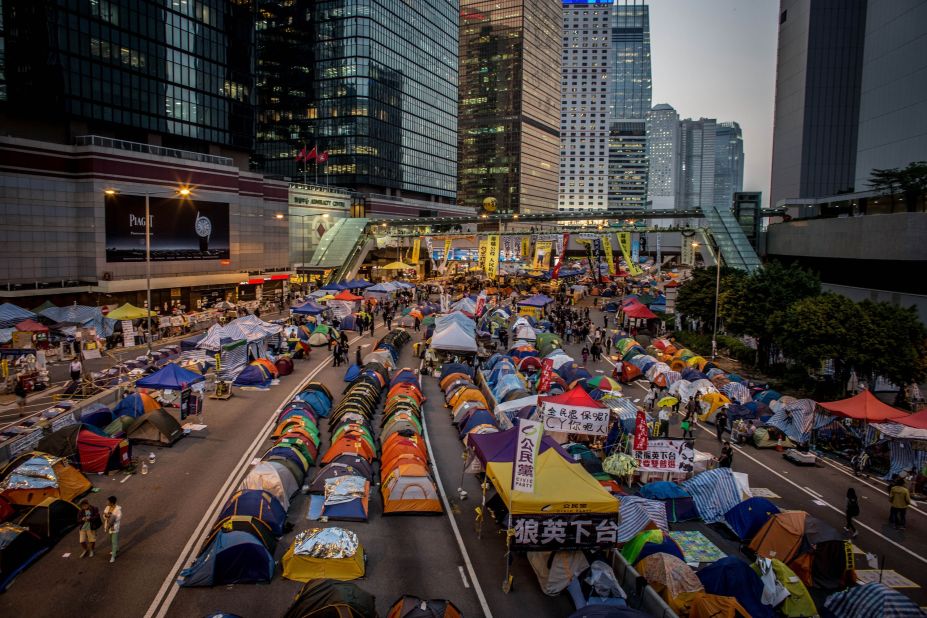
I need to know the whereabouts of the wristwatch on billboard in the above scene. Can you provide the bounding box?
[195,211,212,252]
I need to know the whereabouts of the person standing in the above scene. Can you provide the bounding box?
[78,499,101,558]
[643,389,656,413]
[69,357,83,383]
[658,407,670,438]
[719,441,734,468]
[715,408,728,443]
[681,408,695,439]
[889,479,912,530]
[413,316,421,332]
[103,496,122,562]
[14,380,27,417]
[385,313,393,331]
[355,347,362,367]
[844,488,859,537]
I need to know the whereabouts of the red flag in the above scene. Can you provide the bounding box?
[295,146,307,162]
[552,232,570,280]
[537,358,554,394]
[317,151,329,163]
[633,410,649,451]
[306,146,318,161]
[475,294,486,317]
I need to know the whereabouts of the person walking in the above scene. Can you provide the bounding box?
[590,342,601,363]
[355,347,362,367]
[658,407,670,438]
[719,441,734,468]
[77,499,101,558]
[69,357,83,383]
[681,408,694,440]
[715,407,728,443]
[643,389,656,413]
[369,318,376,337]
[581,346,589,365]
[14,380,27,417]
[103,496,122,562]
[889,479,912,530]
[844,488,859,537]
[413,316,421,332]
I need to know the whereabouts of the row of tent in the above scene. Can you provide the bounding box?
[178,381,334,587]
[282,579,462,618]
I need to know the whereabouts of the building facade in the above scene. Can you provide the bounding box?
[255,0,458,203]
[646,103,680,212]
[458,0,561,214]
[714,122,744,209]
[769,0,868,206]
[678,118,717,211]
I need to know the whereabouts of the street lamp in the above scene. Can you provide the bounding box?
[104,185,193,356]
[692,240,721,359]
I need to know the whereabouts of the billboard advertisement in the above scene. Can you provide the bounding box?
[105,194,230,262]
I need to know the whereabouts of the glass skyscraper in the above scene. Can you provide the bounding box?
[458,0,562,214]
[255,0,458,201]
[1,0,256,155]
[678,118,717,210]
[714,121,744,209]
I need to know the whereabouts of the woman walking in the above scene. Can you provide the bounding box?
[844,488,860,537]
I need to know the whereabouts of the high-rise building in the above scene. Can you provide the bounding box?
[255,0,458,202]
[714,122,744,209]
[769,0,868,206]
[678,118,717,210]
[646,103,680,212]
[459,0,561,214]
[559,0,651,212]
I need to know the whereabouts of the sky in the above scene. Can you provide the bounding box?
[649,0,780,202]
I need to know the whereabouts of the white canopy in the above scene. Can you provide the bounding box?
[430,322,478,353]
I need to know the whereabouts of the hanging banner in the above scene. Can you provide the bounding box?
[580,239,598,284]
[552,232,570,280]
[533,241,552,270]
[121,320,135,348]
[633,439,695,474]
[540,400,610,436]
[440,293,450,313]
[512,418,543,493]
[617,232,643,276]
[537,358,554,393]
[592,237,604,284]
[477,239,489,272]
[512,513,620,551]
[631,234,640,265]
[656,232,662,272]
[633,410,649,451]
[410,237,421,263]
[475,292,487,317]
[680,238,695,267]
[521,236,530,259]
[486,234,500,279]
[441,238,453,271]
[601,235,616,275]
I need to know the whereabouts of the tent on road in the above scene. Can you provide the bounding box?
[697,556,774,618]
[824,582,923,618]
[818,390,907,422]
[282,579,376,618]
[724,497,780,541]
[15,497,80,543]
[126,408,183,446]
[178,530,275,587]
[282,527,365,582]
[0,523,47,591]
[37,424,131,474]
[0,453,92,507]
[136,362,205,390]
[386,596,462,618]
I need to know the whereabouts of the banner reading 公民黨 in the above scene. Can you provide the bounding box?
[512,418,542,493]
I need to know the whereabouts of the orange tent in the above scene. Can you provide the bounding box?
[273,418,315,439]
[616,362,642,383]
[0,453,92,507]
[381,452,428,478]
[381,465,442,514]
[439,372,472,392]
[690,593,750,618]
[388,383,424,404]
[670,359,687,372]
[321,439,376,465]
[252,358,279,377]
[448,387,486,410]
[382,435,428,465]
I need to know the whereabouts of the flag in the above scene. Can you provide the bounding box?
[633,410,649,451]
[552,232,569,280]
[295,146,308,162]
[306,146,318,161]
[475,292,486,317]
[512,418,542,493]
[537,358,554,393]
[317,150,329,163]
[410,237,421,263]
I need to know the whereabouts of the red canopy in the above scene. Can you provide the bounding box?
[624,304,657,320]
[897,408,927,430]
[539,386,608,410]
[333,290,363,301]
[818,390,907,422]
[15,319,48,333]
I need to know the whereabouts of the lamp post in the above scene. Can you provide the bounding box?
[104,186,192,356]
[692,239,721,359]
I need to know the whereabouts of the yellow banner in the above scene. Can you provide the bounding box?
[486,234,500,279]
[533,241,553,270]
[521,236,530,259]
[478,239,489,272]
[443,238,452,258]
[601,235,616,275]
[616,232,642,276]
[410,237,421,263]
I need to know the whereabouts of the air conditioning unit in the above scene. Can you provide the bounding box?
[102,272,113,281]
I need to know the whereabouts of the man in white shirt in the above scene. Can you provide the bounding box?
[69,358,83,382]
[658,407,670,438]
[103,495,122,563]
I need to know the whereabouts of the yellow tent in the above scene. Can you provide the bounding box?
[281,528,365,582]
[106,303,156,320]
[698,392,731,421]
[485,449,618,515]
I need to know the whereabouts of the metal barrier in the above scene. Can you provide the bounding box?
[610,550,678,617]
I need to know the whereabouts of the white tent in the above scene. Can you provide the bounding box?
[430,322,478,353]
[240,461,299,510]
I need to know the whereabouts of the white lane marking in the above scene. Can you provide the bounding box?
[120,475,131,484]
[145,331,372,618]
[420,361,493,618]
[804,486,823,498]
[458,565,471,588]
[816,454,926,518]
[694,421,927,566]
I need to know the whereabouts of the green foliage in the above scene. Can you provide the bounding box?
[857,300,927,386]
[868,161,927,212]
[675,266,747,331]
[772,293,865,377]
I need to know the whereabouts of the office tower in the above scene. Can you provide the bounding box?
[714,122,744,209]
[646,103,681,212]
[770,0,868,206]
[678,118,718,210]
[0,0,256,163]
[255,0,458,202]
[459,0,562,214]
[608,0,652,210]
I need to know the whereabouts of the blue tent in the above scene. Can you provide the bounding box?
[295,389,331,417]
[136,363,205,390]
[339,315,357,331]
[178,530,275,587]
[440,362,472,380]
[724,497,780,541]
[180,333,206,351]
[697,557,774,618]
[112,393,153,419]
[0,303,35,328]
[459,410,497,437]
[218,490,287,537]
[754,390,781,405]
[292,301,327,316]
[79,403,114,429]
[343,364,362,383]
[233,365,272,388]
[320,282,345,291]
[638,482,699,523]
[639,481,688,500]
[680,368,708,382]
[322,495,369,522]
[390,369,418,388]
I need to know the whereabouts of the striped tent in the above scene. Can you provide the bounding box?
[0,303,35,328]
[218,339,248,381]
[824,583,924,618]
[681,468,744,524]
[765,399,817,445]
[720,382,752,404]
[884,440,927,481]
[617,495,669,542]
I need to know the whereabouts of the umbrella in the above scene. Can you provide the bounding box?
[382,261,414,270]
[657,396,679,408]
[585,376,622,392]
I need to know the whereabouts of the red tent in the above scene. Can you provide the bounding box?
[818,390,907,422]
[14,319,48,333]
[76,430,131,473]
[624,304,658,320]
[333,290,363,301]
[897,408,927,429]
[539,386,608,410]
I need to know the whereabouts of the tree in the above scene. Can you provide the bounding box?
[721,262,821,367]
[857,300,927,387]
[675,266,746,333]
[868,161,927,213]
[772,293,866,387]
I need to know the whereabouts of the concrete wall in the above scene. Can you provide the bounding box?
[824,283,927,327]
[766,213,927,261]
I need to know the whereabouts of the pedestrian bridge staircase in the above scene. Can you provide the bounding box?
[306,218,374,282]
[701,204,762,272]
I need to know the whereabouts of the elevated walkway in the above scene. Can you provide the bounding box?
[701,204,762,272]
[305,218,369,271]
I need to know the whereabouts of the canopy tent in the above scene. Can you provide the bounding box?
[485,448,618,515]
[13,319,48,334]
[517,294,554,307]
[197,315,283,350]
[818,390,907,422]
[292,301,327,316]
[624,304,658,320]
[824,582,924,618]
[468,425,570,467]
[430,323,478,353]
[333,290,364,301]
[40,305,116,337]
[106,303,156,320]
[135,362,205,390]
[381,261,414,270]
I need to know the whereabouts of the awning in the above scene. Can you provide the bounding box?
[818,391,907,422]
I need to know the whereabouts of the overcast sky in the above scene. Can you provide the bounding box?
[649,0,780,203]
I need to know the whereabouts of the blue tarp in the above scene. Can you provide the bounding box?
[178,531,274,587]
[754,390,781,405]
[40,305,116,337]
[0,303,36,328]
[517,294,554,307]
[136,363,205,390]
[180,333,206,351]
[680,468,743,524]
[320,282,345,291]
[724,497,780,540]
[697,557,774,618]
[639,481,689,500]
